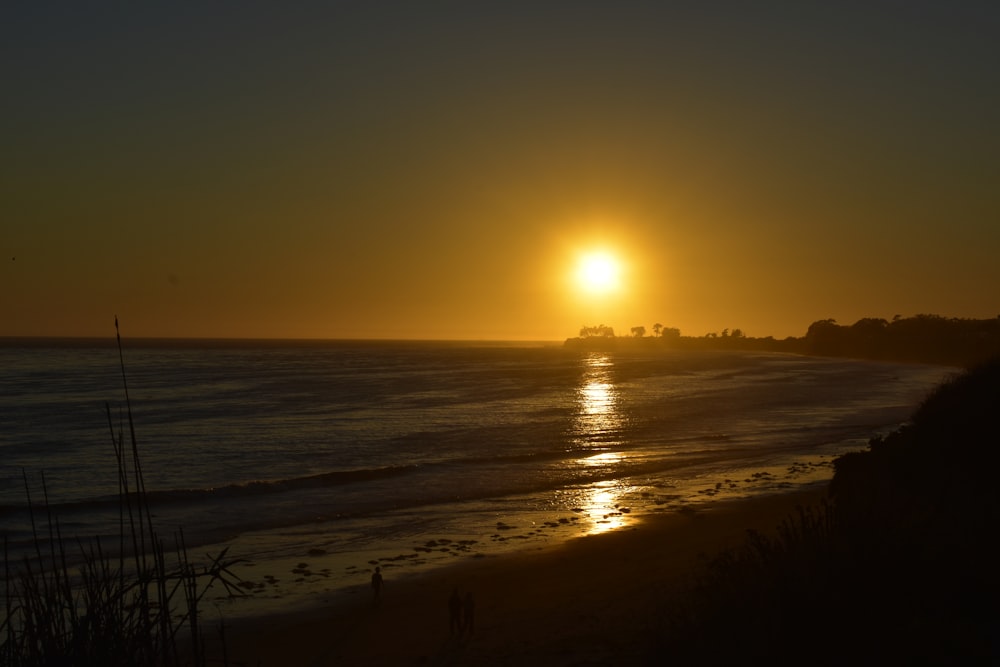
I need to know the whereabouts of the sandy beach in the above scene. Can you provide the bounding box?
[207,487,826,666]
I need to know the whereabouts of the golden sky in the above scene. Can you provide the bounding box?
[3,3,998,341]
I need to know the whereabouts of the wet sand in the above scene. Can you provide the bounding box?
[206,487,826,666]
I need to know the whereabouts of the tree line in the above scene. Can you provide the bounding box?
[567,314,1000,367]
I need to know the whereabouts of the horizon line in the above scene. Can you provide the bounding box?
[0,335,567,347]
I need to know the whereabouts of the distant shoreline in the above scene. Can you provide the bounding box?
[0,337,563,349]
[4,332,987,367]
[4,312,997,367]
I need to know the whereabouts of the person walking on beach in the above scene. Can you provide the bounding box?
[449,587,463,635]
[463,591,475,636]
[371,566,383,606]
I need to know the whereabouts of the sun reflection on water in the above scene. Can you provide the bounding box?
[585,481,629,534]
[574,353,623,447]
[581,451,622,466]
[558,479,634,536]
[568,354,635,535]
[581,380,614,416]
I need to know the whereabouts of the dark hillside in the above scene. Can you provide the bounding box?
[659,359,1000,664]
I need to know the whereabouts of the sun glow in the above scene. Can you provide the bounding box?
[576,251,622,295]
[554,229,650,328]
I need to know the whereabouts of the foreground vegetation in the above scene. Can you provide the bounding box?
[1,324,243,666]
[659,358,1000,663]
[2,480,242,667]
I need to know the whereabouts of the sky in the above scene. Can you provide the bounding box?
[3,1,998,341]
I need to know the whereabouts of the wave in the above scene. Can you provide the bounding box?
[0,464,419,517]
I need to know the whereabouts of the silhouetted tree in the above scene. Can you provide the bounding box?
[661,327,681,340]
[579,324,615,338]
[849,317,888,357]
[631,326,646,338]
[805,318,844,356]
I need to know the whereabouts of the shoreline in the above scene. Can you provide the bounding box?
[206,486,827,666]
[197,451,844,623]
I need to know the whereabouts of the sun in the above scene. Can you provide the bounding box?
[576,251,622,294]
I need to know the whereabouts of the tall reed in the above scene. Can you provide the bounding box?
[1,320,244,666]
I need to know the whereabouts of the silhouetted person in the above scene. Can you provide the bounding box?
[449,587,462,635]
[371,566,383,606]
[463,591,475,635]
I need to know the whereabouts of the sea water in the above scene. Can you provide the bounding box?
[0,339,954,616]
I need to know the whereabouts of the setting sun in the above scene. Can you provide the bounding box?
[577,252,622,295]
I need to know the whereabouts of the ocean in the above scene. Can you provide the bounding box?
[0,339,954,617]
